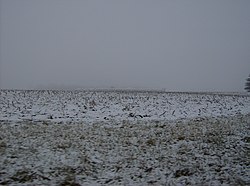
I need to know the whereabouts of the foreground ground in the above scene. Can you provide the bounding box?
[0,114,249,185]
[0,90,249,185]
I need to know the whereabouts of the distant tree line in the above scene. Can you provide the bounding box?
[245,74,250,92]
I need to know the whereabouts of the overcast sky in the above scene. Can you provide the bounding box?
[0,0,249,92]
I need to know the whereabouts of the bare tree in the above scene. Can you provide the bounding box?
[245,74,250,92]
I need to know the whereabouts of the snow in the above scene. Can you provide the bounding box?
[1,90,249,123]
[0,90,250,185]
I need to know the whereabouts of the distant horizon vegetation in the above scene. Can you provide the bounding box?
[1,85,249,95]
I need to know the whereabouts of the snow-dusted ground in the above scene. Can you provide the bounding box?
[1,90,250,123]
[0,90,250,185]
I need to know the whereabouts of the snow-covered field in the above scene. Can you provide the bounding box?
[1,90,250,123]
[0,90,249,185]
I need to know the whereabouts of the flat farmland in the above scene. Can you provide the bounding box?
[1,90,249,123]
[0,90,249,185]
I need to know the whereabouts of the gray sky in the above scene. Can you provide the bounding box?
[0,0,250,92]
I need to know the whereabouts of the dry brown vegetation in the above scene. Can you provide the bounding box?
[0,114,249,185]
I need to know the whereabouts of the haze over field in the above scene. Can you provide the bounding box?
[0,0,250,92]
